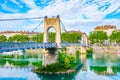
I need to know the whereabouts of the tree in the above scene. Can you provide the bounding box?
[0,35,7,42]
[7,36,14,42]
[61,32,82,43]
[57,51,66,67]
[48,32,55,42]
[7,34,30,42]
[109,30,120,43]
[64,57,70,69]
[89,31,108,44]
[57,51,77,69]
[31,33,43,42]
[67,54,76,68]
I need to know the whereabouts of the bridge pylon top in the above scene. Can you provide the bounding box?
[44,15,60,19]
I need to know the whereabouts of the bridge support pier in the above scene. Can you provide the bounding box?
[42,48,57,66]
[81,46,87,53]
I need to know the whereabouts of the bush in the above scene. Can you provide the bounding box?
[37,51,80,73]
[57,51,77,69]
[86,48,93,53]
[39,63,66,72]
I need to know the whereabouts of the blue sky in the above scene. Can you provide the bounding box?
[0,0,120,34]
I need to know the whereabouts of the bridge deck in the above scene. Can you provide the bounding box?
[0,42,87,53]
[0,42,57,53]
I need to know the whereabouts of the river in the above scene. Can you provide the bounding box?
[0,52,120,80]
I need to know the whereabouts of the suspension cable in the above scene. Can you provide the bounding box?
[60,19,67,32]
[32,20,44,32]
[0,17,44,21]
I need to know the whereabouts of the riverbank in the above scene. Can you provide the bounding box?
[93,46,120,54]
[32,68,76,74]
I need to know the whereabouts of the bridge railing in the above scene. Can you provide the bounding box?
[61,43,88,47]
[0,42,57,53]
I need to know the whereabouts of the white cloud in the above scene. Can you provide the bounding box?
[11,0,22,8]
[0,0,120,34]
[0,4,19,13]
[20,0,39,9]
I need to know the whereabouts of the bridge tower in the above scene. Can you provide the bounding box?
[42,16,61,66]
[81,33,88,53]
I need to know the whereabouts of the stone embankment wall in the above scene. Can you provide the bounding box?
[93,46,120,54]
[25,49,43,55]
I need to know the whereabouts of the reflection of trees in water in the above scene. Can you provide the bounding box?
[92,53,120,62]
[85,53,120,75]
[0,58,6,66]
[0,58,42,67]
[90,66,120,75]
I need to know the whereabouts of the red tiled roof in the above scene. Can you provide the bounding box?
[95,25,116,30]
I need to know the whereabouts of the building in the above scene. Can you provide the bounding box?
[0,31,39,38]
[94,25,116,36]
[65,30,88,53]
[66,30,83,34]
[81,32,88,46]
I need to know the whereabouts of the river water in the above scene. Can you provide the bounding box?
[0,52,120,80]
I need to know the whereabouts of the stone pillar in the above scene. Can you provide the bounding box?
[42,48,57,66]
[42,16,62,66]
[81,46,86,53]
[44,16,61,48]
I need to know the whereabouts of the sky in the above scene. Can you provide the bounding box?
[0,0,120,34]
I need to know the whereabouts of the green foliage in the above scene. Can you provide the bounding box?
[90,66,107,72]
[86,48,93,53]
[0,32,82,43]
[31,32,55,42]
[32,61,42,67]
[7,34,30,42]
[31,33,43,42]
[25,54,38,58]
[17,55,25,59]
[61,32,82,43]
[39,63,66,72]
[109,30,120,43]
[48,32,55,42]
[89,31,108,44]
[76,50,80,57]
[67,54,76,68]
[57,51,66,67]
[0,54,41,67]
[7,36,14,42]
[57,51,77,69]
[0,35,7,42]
[112,66,120,73]
[0,54,15,58]
[75,50,80,63]
[63,57,70,69]
[0,58,6,66]
[31,32,81,43]
[12,61,29,67]
[39,52,78,72]
[61,47,67,52]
